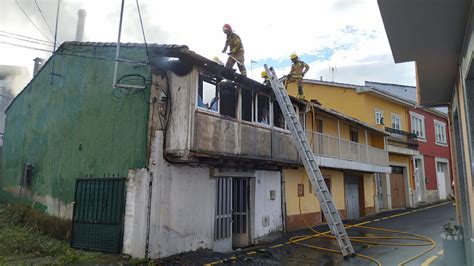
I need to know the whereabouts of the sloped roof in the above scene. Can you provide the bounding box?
[365,81,448,115]
[304,78,414,107]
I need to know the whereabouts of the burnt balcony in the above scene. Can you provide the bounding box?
[385,127,419,150]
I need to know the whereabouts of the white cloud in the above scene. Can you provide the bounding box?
[0,0,416,93]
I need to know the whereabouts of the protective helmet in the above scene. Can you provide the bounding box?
[290,53,298,60]
[261,71,268,78]
[222,24,232,32]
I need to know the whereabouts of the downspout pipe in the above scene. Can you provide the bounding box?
[281,169,287,233]
[144,171,153,259]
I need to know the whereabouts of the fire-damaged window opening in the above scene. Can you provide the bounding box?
[241,88,253,122]
[197,74,219,112]
[273,100,285,129]
[219,81,238,118]
[256,94,270,125]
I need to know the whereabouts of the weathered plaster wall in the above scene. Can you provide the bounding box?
[166,70,196,156]
[192,111,299,162]
[149,163,215,258]
[124,131,215,259]
[2,44,150,216]
[253,170,282,240]
[123,168,150,258]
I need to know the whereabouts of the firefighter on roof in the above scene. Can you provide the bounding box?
[221,24,247,76]
[287,53,309,98]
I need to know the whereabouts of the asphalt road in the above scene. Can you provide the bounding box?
[354,202,455,265]
[158,201,455,265]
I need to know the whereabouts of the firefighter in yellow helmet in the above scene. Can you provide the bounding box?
[261,71,270,86]
[287,53,309,98]
[221,24,247,76]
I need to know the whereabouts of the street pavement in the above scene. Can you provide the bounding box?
[156,201,455,265]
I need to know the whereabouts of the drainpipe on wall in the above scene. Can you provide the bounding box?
[280,170,287,233]
[144,171,153,259]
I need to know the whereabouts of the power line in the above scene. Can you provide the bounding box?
[15,0,52,42]
[0,41,52,53]
[0,41,148,65]
[0,33,54,47]
[0,30,53,45]
[34,0,54,36]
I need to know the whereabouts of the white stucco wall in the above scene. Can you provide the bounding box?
[124,131,284,258]
[253,170,283,240]
[123,168,150,258]
[124,131,216,259]
[147,163,215,258]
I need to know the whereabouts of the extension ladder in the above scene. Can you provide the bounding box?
[264,65,355,257]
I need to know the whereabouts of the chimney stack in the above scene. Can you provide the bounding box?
[75,9,87,42]
[33,58,45,77]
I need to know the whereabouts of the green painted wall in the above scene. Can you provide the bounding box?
[2,43,151,204]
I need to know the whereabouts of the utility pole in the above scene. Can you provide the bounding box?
[50,0,61,85]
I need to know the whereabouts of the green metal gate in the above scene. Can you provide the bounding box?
[71,178,126,253]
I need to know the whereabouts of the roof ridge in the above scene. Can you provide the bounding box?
[365,80,416,88]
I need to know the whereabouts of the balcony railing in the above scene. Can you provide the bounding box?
[306,131,389,166]
[384,127,419,149]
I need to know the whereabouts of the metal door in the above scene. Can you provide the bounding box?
[375,173,384,209]
[215,178,232,241]
[345,176,360,219]
[71,178,126,253]
[232,178,249,247]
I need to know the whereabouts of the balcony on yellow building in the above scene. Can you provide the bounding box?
[306,130,389,167]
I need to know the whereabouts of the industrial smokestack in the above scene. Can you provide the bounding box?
[33,58,45,77]
[75,9,86,42]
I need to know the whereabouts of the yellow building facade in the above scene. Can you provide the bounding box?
[286,81,418,215]
[282,101,389,231]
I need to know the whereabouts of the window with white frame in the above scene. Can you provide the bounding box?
[434,120,447,145]
[375,111,384,125]
[197,74,218,112]
[256,94,270,125]
[410,113,426,139]
[391,114,401,130]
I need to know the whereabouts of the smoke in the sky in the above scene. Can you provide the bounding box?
[0,0,168,44]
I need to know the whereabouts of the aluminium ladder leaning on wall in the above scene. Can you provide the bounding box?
[264,65,355,258]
